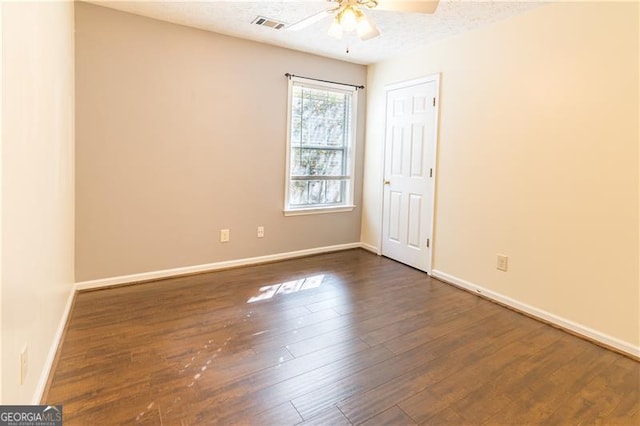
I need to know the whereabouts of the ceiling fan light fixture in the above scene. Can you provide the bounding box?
[328,17,343,39]
[328,3,380,41]
[356,13,380,40]
[340,5,358,32]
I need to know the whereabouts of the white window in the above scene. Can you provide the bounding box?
[285,76,358,215]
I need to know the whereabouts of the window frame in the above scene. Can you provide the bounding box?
[284,76,358,216]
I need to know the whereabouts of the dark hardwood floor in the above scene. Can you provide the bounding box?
[45,249,639,425]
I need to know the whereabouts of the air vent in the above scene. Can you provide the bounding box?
[252,16,285,30]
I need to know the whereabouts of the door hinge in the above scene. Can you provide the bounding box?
[432,97,436,107]
[426,238,430,248]
[429,168,433,178]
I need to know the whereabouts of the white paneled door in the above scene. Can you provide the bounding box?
[381,77,439,272]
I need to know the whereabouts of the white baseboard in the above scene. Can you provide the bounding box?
[33,288,75,404]
[76,243,363,291]
[431,269,640,359]
[360,243,380,255]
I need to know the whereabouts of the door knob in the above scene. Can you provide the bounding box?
[383,180,391,185]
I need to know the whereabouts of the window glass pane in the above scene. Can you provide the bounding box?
[292,86,351,148]
[289,179,346,207]
[308,180,324,204]
[291,87,303,146]
[291,148,344,177]
[325,180,344,204]
[289,180,308,206]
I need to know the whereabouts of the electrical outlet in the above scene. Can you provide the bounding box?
[220,229,230,242]
[497,254,508,272]
[257,226,264,238]
[20,345,28,385]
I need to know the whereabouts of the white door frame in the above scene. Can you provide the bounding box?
[379,74,441,274]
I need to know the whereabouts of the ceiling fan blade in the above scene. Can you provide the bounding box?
[286,9,334,31]
[375,0,439,14]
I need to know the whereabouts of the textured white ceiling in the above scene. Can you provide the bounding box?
[86,0,545,65]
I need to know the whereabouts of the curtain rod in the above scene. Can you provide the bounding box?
[285,73,365,90]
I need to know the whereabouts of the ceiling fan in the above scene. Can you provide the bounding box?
[286,0,440,41]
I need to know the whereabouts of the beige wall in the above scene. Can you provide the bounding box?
[362,2,639,347]
[75,3,367,282]
[1,1,4,404]
[1,0,75,403]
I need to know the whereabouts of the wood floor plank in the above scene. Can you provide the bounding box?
[296,406,352,426]
[44,249,640,425]
[285,328,367,358]
[188,336,372,414]
[421,406,467,426]
[395,320,550,423]
[358,405,417,426]
[397,388,453,425]
[255,401,303,425]
[339,321,536,425]
[381,301,502,356]
[248,312,365,355]
[196,345,394,423]
[337,363,435,424]
[290,348,430,419]
[542,358,640,425]
[358,290,486,347]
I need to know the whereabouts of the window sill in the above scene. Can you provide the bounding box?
[284,205,356,216]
